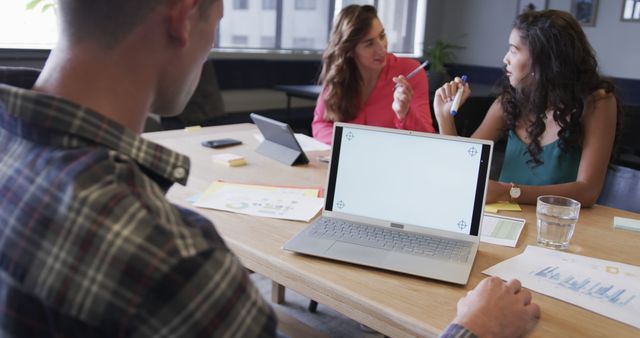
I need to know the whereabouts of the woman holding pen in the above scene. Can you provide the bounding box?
[434,10,618,207]
[312,5,435,144]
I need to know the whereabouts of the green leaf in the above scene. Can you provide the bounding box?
[26,0,43,11]
[42,3,54,12]
[427,39,464,72]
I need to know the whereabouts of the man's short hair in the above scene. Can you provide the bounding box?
[58,0,217,48]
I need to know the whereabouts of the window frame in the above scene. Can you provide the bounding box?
[262,0,277,10]
[213,0,425,58]
[621,0,640,22]
[0,0,427,60]
[294,0,317,11]
[233,0,249,10]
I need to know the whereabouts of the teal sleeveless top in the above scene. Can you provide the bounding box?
[499,131,581,185]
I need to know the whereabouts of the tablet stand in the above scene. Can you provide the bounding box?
[255,139,308,165]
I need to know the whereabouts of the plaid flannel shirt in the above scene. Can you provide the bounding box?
[0,75,276,337]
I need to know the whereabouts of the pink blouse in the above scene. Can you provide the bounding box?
[312,53,435,144]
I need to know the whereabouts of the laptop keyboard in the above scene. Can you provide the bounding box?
[308,217,473,262]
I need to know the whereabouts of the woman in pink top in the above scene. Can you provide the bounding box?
[312,5,435,144]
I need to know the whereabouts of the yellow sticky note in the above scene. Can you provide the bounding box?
[212,153,246,167]
[484,201,522,213]
[485,205,500,213]
[184,125,202,132]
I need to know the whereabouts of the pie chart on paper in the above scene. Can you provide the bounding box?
[225,202,250,210]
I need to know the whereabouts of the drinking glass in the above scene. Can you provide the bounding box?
[536,195,581,250]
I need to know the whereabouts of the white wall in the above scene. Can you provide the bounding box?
[426,0,640,79]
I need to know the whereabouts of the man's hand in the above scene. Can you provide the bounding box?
[452,277,540,338]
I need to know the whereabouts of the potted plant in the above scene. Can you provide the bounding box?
[426,39,463,94]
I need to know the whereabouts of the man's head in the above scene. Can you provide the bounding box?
[54,0,223,120]
[57,0,218,49]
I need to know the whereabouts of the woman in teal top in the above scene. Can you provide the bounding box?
[433,10,618,206]
[499,130,582,186]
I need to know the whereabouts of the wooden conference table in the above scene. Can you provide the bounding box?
[144,123,640,338]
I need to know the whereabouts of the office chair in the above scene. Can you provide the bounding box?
[161,60,226,130]
[617,105,640,170]
[0,66,41,88]
[597,164,640,213]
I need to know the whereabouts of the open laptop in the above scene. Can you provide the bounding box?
[283,123,493,284]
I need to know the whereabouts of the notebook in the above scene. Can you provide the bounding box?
[283,123,493,284]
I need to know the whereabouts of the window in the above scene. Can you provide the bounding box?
[292,37,315,49]
[295,0,317,10]
[262,0,277,10]
[233,0,249,10]
[342,0,375,6]
[231,35,249,46]
[217,0,426,57]
[0,0,427,58]
[219,0,277,50]
[377,0,417,53]
[0,1,57,49]
[622,0,640,21]
[280,0,329,50]
[260,36,276,48]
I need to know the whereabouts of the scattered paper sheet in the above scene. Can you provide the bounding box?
[254,133,331,152]
[200,181,321,198]
[194,181,324,222]
[484,201,521,213]
[614,216,640,232]
[293,133,332,151]
[481,213,526,247]
[188,193,202,204]
[484,245,640,329]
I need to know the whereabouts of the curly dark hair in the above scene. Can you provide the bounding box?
[499,10,616,165]
[318,5,378,122]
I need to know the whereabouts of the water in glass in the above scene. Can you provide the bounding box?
[536,196,580,250]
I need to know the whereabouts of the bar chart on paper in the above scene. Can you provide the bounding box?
[533,266,636,307]
[484,246,640,329]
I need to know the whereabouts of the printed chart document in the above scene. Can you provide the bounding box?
[481,213,525,247]
[194,181,324,222]
[484,245,640,329]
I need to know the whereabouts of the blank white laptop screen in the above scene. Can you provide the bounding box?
[325,125,491,236]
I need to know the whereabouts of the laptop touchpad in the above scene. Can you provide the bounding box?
[325,241,389,264]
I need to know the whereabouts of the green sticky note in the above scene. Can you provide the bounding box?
[613,216,640,232]
[491,220,521,240]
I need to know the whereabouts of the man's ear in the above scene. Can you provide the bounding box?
[166,0,200,47]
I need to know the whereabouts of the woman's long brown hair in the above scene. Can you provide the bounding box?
[318,5,379,122]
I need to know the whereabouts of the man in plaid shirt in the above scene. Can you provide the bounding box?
[0,0,539,337]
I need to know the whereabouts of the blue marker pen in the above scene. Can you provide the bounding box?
[450,75,468,117]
